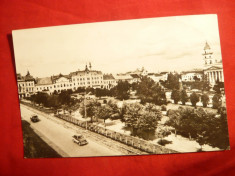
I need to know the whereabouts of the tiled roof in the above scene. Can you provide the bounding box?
[103,74,115,80]
[114,74,132,80]
[70,70,102,76]
[130,74,140,78]
[36,77,52,85]
[51,74,71,81]
[17,72,35,82]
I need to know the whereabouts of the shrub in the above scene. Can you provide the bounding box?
[190,92,200,107]
[158,139,172,146]
[201,94,210,107]
[161,105,167,111]
[171,89,181,104]
[212,94,222,109]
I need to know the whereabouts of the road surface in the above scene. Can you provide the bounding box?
[20,104,123,157]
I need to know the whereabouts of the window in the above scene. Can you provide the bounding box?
[54,85,56,88]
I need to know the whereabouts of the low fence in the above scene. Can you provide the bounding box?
[21,101,178,154]
[55,114,177,154]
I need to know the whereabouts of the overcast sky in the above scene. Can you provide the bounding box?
[13,14,222,78]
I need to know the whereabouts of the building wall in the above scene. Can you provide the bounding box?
[17,80,35,98]
[181,73,202,82]
[71,71,104,89]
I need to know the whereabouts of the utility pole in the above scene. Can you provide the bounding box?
[84,64,89,130]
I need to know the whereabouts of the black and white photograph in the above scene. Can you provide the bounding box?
[12,14,230,158]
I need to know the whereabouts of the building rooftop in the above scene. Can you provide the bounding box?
[36,77,53,85]
[103,74,115,80]
[130,74,140,79]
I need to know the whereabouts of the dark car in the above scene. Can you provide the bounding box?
[30,115,40,123]
[72,134,88,146]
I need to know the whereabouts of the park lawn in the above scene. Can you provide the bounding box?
[96,114,220,153]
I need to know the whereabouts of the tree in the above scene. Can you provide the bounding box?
[123,103,144,136]
[213,80,224,94]
[164,72,181,90]
[166,106,229,150]
[190,92,200,107]
[115,81,131,100]
[96,105,113,126]
[212,94,222,109]
[136,76,166,105]
[138,111,159,140]
[47,95,60,109]
[79,100,101,121]
[202,74,210,92]
[180,89,189,105]
[166,109,181,136]
[58,90,73,105]
[107,100,120,120]
[201,94,210,107]
[193,75,200,82]
[171,89,181,104]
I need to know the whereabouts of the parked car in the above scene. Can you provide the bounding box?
[72,134,88,146]
[30,115,40,123]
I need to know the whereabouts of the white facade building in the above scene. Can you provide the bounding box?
[70,64,103,90]
[103,74,117,89]
[181,71,203,82]
[17,71,35,98]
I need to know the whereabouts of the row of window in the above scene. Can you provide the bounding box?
[72,76,102,82]
[18,87,34,92]
[18,82,34,87]
[36,81,104,91]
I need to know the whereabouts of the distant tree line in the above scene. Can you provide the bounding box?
[27,90,76,111]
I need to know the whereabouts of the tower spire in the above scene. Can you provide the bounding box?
[203,41,214,67]
[89,62,92,70]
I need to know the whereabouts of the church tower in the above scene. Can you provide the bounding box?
[203,42,216,67]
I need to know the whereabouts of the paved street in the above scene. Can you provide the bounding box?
[20,104,124,157]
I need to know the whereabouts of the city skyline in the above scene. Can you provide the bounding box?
[13,14,222,78]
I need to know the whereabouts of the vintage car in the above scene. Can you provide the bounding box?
[72,134,88,146]
[30,115,40,123]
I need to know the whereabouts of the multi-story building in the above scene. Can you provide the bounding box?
[129,74,141,83]
[35,74,73,94]
[17,71,35,98]
[103,74,117,89]
[70,64,104,90]
[113,74,133,83]
[181,70,203,82]
[147,72,169,82]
